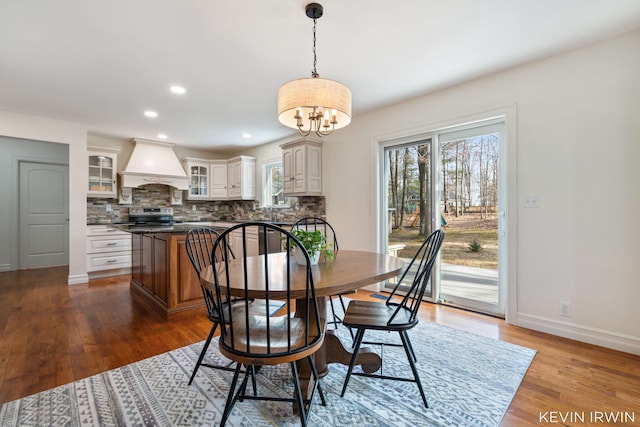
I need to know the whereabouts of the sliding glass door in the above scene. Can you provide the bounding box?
[384,138,436,301]
[381,119,506,317]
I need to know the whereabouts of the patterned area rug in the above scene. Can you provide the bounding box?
[0,315,535,426]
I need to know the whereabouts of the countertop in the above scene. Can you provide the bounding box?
[106,220,295,234]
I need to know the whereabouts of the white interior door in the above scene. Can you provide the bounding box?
[19,162,69,268]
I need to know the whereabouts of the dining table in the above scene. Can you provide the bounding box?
[199,249,405,400]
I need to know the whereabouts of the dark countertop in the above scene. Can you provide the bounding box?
[106,220,295,234]
[108,223,222,234]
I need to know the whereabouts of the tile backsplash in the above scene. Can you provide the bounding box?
[87,184,325,224]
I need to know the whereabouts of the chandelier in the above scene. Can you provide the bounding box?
[277,3,352,137]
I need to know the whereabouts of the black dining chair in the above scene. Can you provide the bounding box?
[210,222,326,427]
[340,228,445,408]
[184,227,238,385]
[290,217,351,336]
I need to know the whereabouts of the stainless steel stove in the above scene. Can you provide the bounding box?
[128,207,174,227]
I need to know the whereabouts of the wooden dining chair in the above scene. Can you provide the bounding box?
[340,228,445,408]
[210,222,326,427]
[290,217,351,336]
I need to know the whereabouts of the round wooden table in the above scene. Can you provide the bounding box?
[199,250,405,398]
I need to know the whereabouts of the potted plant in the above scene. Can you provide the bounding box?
[285,229,334,265]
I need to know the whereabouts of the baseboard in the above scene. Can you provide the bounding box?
[67,273,89,285]
[88,267,131,280]
[0,264,11,272]
[516,312,640,356]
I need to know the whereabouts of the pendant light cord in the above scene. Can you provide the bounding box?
[312,18,318,78]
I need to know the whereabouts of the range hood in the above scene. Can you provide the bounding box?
[119,138,189,190]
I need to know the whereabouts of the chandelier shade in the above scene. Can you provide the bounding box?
[277,3,352,137]
[277,77,352,132]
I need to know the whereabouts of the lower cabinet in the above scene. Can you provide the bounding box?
[230,227,259,257]
[87,225,132,278]
[130,232,203,320]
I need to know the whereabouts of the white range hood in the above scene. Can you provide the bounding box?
[119,138,189,190]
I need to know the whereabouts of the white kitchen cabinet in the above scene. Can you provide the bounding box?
[182,157,254,200]
[182,158,210,200]
[227,156,256,200]
[281,140,322,196]
[88,148,119,198]
[210,160,228,199]
[86,225,132,277]
[230,227,259,257]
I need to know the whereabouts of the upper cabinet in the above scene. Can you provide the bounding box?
[88,148,118,198]
[227,156,256,200]
[182,156,255,201]
[281,140,322,196]
[182,158,210,200]
[210,160,228,200]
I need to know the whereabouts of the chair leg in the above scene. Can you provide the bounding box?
[400,331,428,408]
[220,363,243,426]
[338,295,355,340]
[404,331,417,363]
[250,365,258,396]
[291,361,308,427]
[340,328,366,397]
[188,321,218,385]
[338,294,348,313]
[328,296,340,328]
[307,355,326,406]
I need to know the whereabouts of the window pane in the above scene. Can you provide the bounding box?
[265,162,289,207]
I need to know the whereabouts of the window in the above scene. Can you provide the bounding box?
[263,161,290,207]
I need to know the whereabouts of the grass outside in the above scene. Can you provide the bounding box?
[388,213,498,270]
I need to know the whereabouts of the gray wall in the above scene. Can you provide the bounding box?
[0,136,69,271]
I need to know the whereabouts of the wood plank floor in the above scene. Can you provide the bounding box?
[1,267,638,426]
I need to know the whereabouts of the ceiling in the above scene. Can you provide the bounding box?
[1,1,640,151]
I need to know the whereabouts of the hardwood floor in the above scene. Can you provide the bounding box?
[1,267,638,426]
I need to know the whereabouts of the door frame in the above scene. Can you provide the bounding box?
[18,160,70,269]
[374,105,517,323]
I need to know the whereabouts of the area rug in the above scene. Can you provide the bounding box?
[0,316,535,426]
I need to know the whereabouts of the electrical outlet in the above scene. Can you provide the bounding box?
[214,205,219,212]
[560,302,571,317]
[105,204,112,212]
[192,204,197,211]
[524,195,539,208]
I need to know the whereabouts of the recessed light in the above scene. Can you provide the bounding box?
[144,110,158,118]
[157,134,168,139]
[170,86,186,95]
[242,133,252,139]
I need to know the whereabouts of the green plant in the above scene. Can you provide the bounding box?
[285,229,334,260]
[468,239,483,253]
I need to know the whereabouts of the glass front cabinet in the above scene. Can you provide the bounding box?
[182,158,211,200]
[88,148,118,198]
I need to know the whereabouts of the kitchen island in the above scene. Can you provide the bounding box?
[120,221,291,320]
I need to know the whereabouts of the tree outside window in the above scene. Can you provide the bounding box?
[264,162,289,207]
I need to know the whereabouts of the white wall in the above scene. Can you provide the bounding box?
[313,30,640,354]
[0,110,88,284]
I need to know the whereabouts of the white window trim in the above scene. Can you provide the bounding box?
[262,159,290,208]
